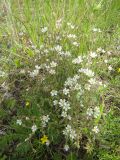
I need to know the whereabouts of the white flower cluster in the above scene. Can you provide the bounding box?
[63,125,77,140]
[72,56,83,64]
[54,45,71,57]
[41,115,50,127]
[92,126,99,133]
[63,88,70,96]
[59,99,70,112]
[64,75,80,89]
[86,106,100,118]
[31,124,37,132]
[90,51,97,58]
[29,65,41,78]
[79,68,94,77]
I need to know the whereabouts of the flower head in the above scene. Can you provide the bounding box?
[40,135,48,144]
[31,124,37,132]
[16,119,22,125]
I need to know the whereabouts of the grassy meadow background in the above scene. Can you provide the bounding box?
[0,0,120,160]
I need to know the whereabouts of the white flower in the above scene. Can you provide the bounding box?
[63,125,76,140]
[59,99,70,111]
[29,69,39,78]
[104,60,108,63]
[64,51,71,57]
[31,124,37,132]
[41,27,48,33]
[50,61,57,68]
[69,130,77,140]
[84,84,91,90]
[92,28,101,32]
[79,68,94,77]
[25,117,29,120]
[61,111,67,118]
[88,78,96,85]
[86,108,93,117]
[16,119,22,125]
[41,115,50,127]
[108,65,113,71]
[46,140,50,146]
[74,83,82,91]
[97,48,105,53]
[20,69,25,74]
[53,100,58,106]
[90,52,97,58]
[72,56,83,64]
[50,90,58,96]
[72,41,79,47]
[35,65,41,70]
[54,45,62,52]
[49,69,56,75]
[64,144,69,151]
[63,88,70,95]
[92,126,99,133]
